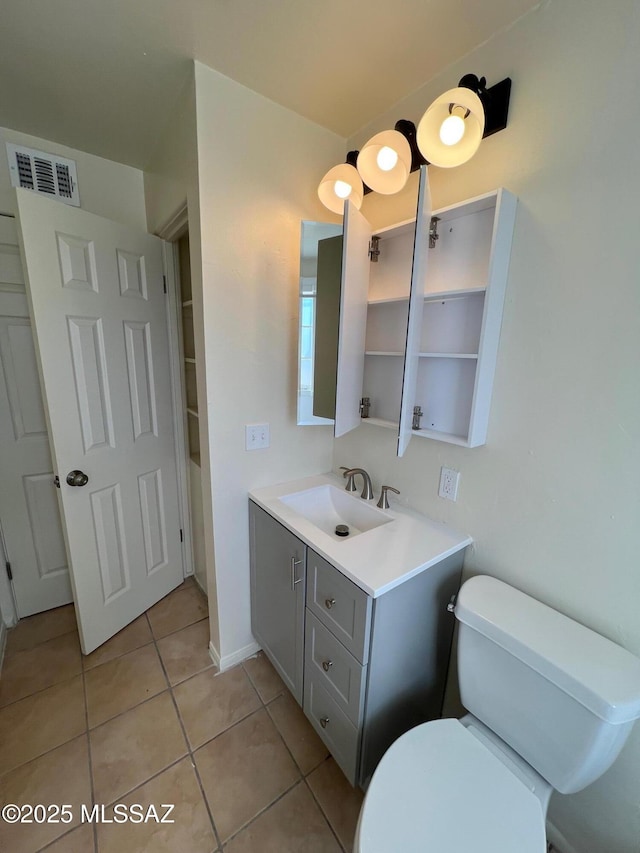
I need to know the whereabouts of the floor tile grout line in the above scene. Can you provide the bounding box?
[150,624,224,853]
[4,624,78,660]
[240,658,349,851]
[0,644,84,710]
[32,672,98,852]
[219,777,304,849]
[304,772,351,853]
[81,662,99,853]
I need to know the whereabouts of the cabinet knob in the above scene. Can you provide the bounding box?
[325,598,336,610]
[322,660,333,672]
[320,717,330,729]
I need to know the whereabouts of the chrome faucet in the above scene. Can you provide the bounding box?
[342,468,374,500]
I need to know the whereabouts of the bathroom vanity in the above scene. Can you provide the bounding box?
[249,474,471,787]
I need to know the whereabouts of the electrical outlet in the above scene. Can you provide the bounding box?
[439,466,460,501]
[245,423,270,450]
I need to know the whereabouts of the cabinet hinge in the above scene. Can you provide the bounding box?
[163,275,167,294]
[179,528,183,543]
[5,561,12,581]
[368,236,380,262]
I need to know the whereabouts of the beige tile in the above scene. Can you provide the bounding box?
[6,604,77,655]
[157,619,214,685]
[0,631,81,707]
[243,651,286,704]
[97,757,216,853]
[82,615,152,671]
[43,823,95,853]
[225,781,340,853]
[307,758,364,852]
[147,583,208,639]
[173,665,260,749]
[0,736,91,853]
[0,675,85,776]
[267,690,329,775]
[195,708,299,841]
[85,644,167,728]
[90,691,188,805]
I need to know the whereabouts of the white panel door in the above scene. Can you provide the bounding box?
[397,166,432,456]
[335,201,371,438]
[16,190,183,653]
[0,214,72,615]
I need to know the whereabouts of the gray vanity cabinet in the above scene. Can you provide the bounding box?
[249,503,306,704]
[249,500,464,788]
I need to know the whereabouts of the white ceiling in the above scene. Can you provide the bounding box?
[0,0,539,170]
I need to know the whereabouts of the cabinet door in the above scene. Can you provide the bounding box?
[335,201,371,437]
[397,165,432,456]
[249,503,306,704]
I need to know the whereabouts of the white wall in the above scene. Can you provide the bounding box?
[193,62,344,665]
[334,1,640,850]
[0,126,147,227]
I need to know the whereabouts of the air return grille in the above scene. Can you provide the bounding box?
[5,143,80,206]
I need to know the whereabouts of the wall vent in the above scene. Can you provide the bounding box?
[5,143,80,207]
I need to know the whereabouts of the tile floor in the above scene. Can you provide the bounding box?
[0,579,363,852]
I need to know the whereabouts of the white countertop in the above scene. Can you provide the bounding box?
[249,473,472,598]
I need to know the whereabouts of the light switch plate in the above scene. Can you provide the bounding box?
[439,466,460,501]
[245,423,270,450]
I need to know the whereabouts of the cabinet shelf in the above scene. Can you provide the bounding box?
[423,286,486,302]
[182,299,193,307]
[368,286,486,307]
[412,427,470,447]
[187,408,199,418]
[184,357,196,364]
[365,351,403,357]
[361,417,398,430]
[419,352,478,359]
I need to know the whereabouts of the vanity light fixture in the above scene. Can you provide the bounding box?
[317,159,364,215]
[356,128,412,195]
[417,83,485,168]
[317,74,511,214]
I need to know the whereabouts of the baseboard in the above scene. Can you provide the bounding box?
[547,821,579,853]
[0,620,7,676]
[209,640,261,673]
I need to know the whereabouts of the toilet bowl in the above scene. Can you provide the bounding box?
[355,576,640,853]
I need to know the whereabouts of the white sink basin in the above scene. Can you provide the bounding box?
[279,484,393,540]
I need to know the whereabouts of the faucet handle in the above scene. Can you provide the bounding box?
[377,485,400,509]
[340,467,357,492]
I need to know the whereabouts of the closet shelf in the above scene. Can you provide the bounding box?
[365,351,404,357]
[184,357,196,364]
[182,300,193,307]
[187,408,199,418]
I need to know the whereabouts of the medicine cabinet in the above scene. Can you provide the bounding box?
[298,167,516,454]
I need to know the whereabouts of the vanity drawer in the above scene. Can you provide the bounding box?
[305,610,366,727]
[306,549,372,664]
[304,671,360,786]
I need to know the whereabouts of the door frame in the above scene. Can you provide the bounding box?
[158,205,196,583]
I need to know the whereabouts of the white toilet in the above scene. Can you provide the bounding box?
[355,575,640,852]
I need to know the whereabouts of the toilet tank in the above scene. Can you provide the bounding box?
[454,576,640,794]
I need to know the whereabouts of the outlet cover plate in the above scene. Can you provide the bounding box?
[439,466,460,501]
[245,423,270,450]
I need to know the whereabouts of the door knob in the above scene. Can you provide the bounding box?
[325,598,336,610]
[322,660,333,672]
[66,470,89,487]
[320,717,330,729]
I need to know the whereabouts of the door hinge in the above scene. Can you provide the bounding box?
[163,275,167,294]
[5,561,12,581]
[179,528,183,543]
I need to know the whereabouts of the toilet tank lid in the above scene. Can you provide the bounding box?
[455,576,640,724]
